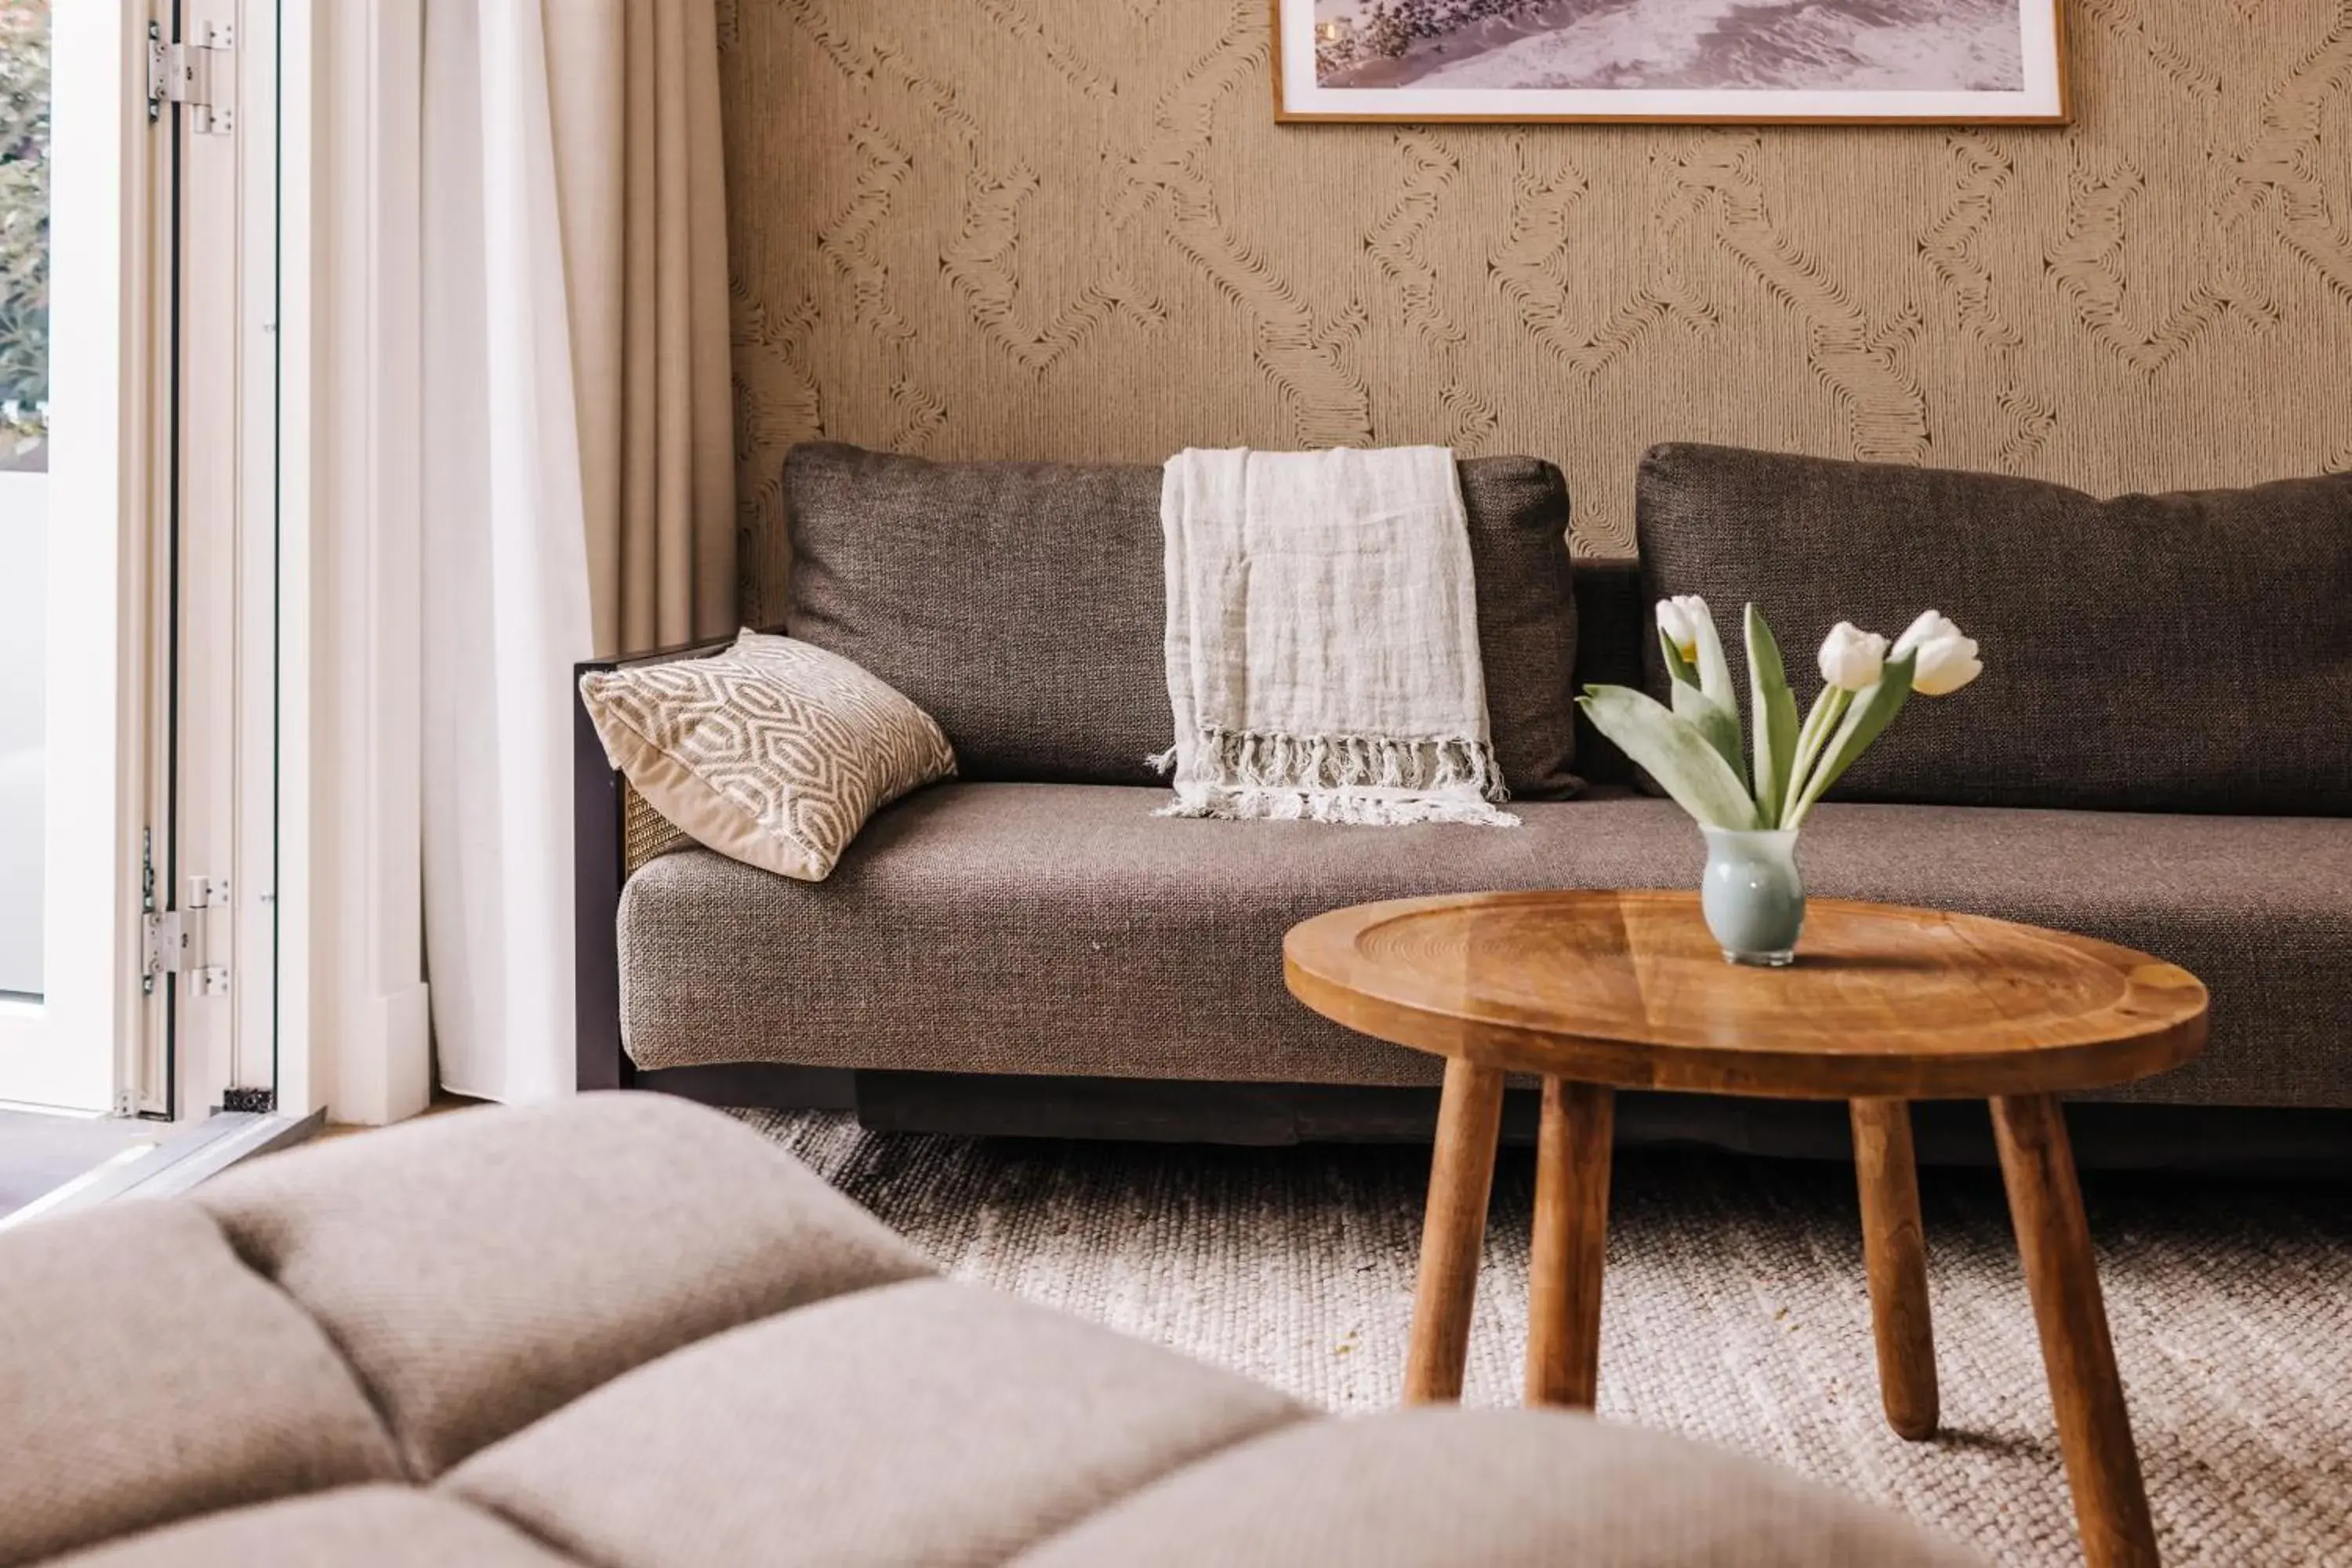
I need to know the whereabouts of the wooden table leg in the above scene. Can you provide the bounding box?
[1851,1097,1938,1440]
[1992,1094,2158,1568]
[1404,1057,1506,1404]
[1526,1077,1613,1407]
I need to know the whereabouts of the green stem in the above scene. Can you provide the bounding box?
[1780,687,1850,829]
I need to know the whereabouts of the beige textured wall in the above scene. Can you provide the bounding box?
[719,0,2352,602]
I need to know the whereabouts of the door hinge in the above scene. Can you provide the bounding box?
[144,874,230,997]
[147,20,234,136]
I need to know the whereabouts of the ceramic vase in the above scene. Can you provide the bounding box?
[1699,826,1806,967]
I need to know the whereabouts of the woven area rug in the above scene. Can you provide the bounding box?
[735,1110,2350,1566]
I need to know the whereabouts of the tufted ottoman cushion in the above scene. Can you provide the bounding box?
[2,1096,1976,1567]
[1014,1408,1976,1568]
[42,1490,572,1568]
[446,1282,1305,1566]
[185,1094,932,1477]
[0,1203,401,1566]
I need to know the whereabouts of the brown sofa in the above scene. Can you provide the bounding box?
[576,445,2352,1155]
[0,1094,1973,1566]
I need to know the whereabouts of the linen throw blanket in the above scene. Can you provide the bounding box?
[1155,446,1516,827]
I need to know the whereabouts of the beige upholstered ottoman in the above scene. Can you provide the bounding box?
[0,1096,1976,1566]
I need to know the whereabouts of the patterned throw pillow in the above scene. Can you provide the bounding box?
[579,632,957,881]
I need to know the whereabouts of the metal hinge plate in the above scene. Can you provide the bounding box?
[147,20,234,135]
[143,874,230,996]
[143,909,187,978]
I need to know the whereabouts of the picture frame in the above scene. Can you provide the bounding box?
[1272,0,2071,125]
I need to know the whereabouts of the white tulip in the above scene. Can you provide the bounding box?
[1893,610,1956,659]
[1656,595,1710,664]
[1893,610,1984,696]
[1817,622,1889,692]
[1911,635,1984,697]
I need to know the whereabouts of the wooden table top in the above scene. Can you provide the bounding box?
[1284,891,2208,1100]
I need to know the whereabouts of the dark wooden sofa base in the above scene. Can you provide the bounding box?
[631,1062,858,1112]
[622,1065,2352,1174]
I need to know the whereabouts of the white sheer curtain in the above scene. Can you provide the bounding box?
[421,0,735,1102]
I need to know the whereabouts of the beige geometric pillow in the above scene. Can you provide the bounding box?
[579,632,956,882]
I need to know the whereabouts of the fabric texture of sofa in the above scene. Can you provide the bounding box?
[782,441,1585,798]
[0,1094,1975,1567]
[577,444,2352,1122]
[1635,445,2352,815]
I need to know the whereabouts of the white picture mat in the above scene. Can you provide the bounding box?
[1277,2,2067,122]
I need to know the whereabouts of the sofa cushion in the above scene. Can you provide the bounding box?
[782,443,1581,797]
[579,630,956,881]
[1012,1408,1978,1567]
[446,1279,1308,1568]
[45,1489,572,1568]
[1635,444,2352,815]
[0,1203,401,1568]
[617,784,2352,1108]
[192,1094,933,1478]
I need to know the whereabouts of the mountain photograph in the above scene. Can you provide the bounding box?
[1312,0,2029,93]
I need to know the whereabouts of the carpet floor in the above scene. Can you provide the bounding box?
[738,1111,2351,1566]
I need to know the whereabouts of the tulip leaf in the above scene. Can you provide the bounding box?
[1658,628,1699,689]
[1785,655,1917,828]
[1679,602,1746,779]
[1689,604,1739,717]
[1671,679,1745,782]
[1780,686,1848,829]
[1577,685,1760,830]
[1744,604,1800,829]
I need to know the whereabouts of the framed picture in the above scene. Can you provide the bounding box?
[1274,1,2070,125]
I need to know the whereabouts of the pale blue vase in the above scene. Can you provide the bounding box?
[1699,826,1806,967]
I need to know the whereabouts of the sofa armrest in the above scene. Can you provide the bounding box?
[574,635,735,1091]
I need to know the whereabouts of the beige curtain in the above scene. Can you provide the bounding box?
[421,0,735,1103]
[543,0,736,658]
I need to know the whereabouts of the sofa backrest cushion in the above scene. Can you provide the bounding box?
[1636,443,2352,815]
[781,444,1583,798]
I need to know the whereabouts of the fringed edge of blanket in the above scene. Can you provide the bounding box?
[1149,729,1520,828]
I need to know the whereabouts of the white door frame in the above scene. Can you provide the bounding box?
[274,0,431,1125]
[165,0,289,1121]
[229,0,284,1107]
[0,5,162,1114]
[8,0,541,1128]
[0,0,438,1124]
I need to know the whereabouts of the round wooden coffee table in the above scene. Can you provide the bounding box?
[1285,891,2208,1568]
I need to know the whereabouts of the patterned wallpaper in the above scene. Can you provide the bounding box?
[718,0,2352,607]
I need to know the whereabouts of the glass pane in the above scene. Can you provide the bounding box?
[0,0,47,1001]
